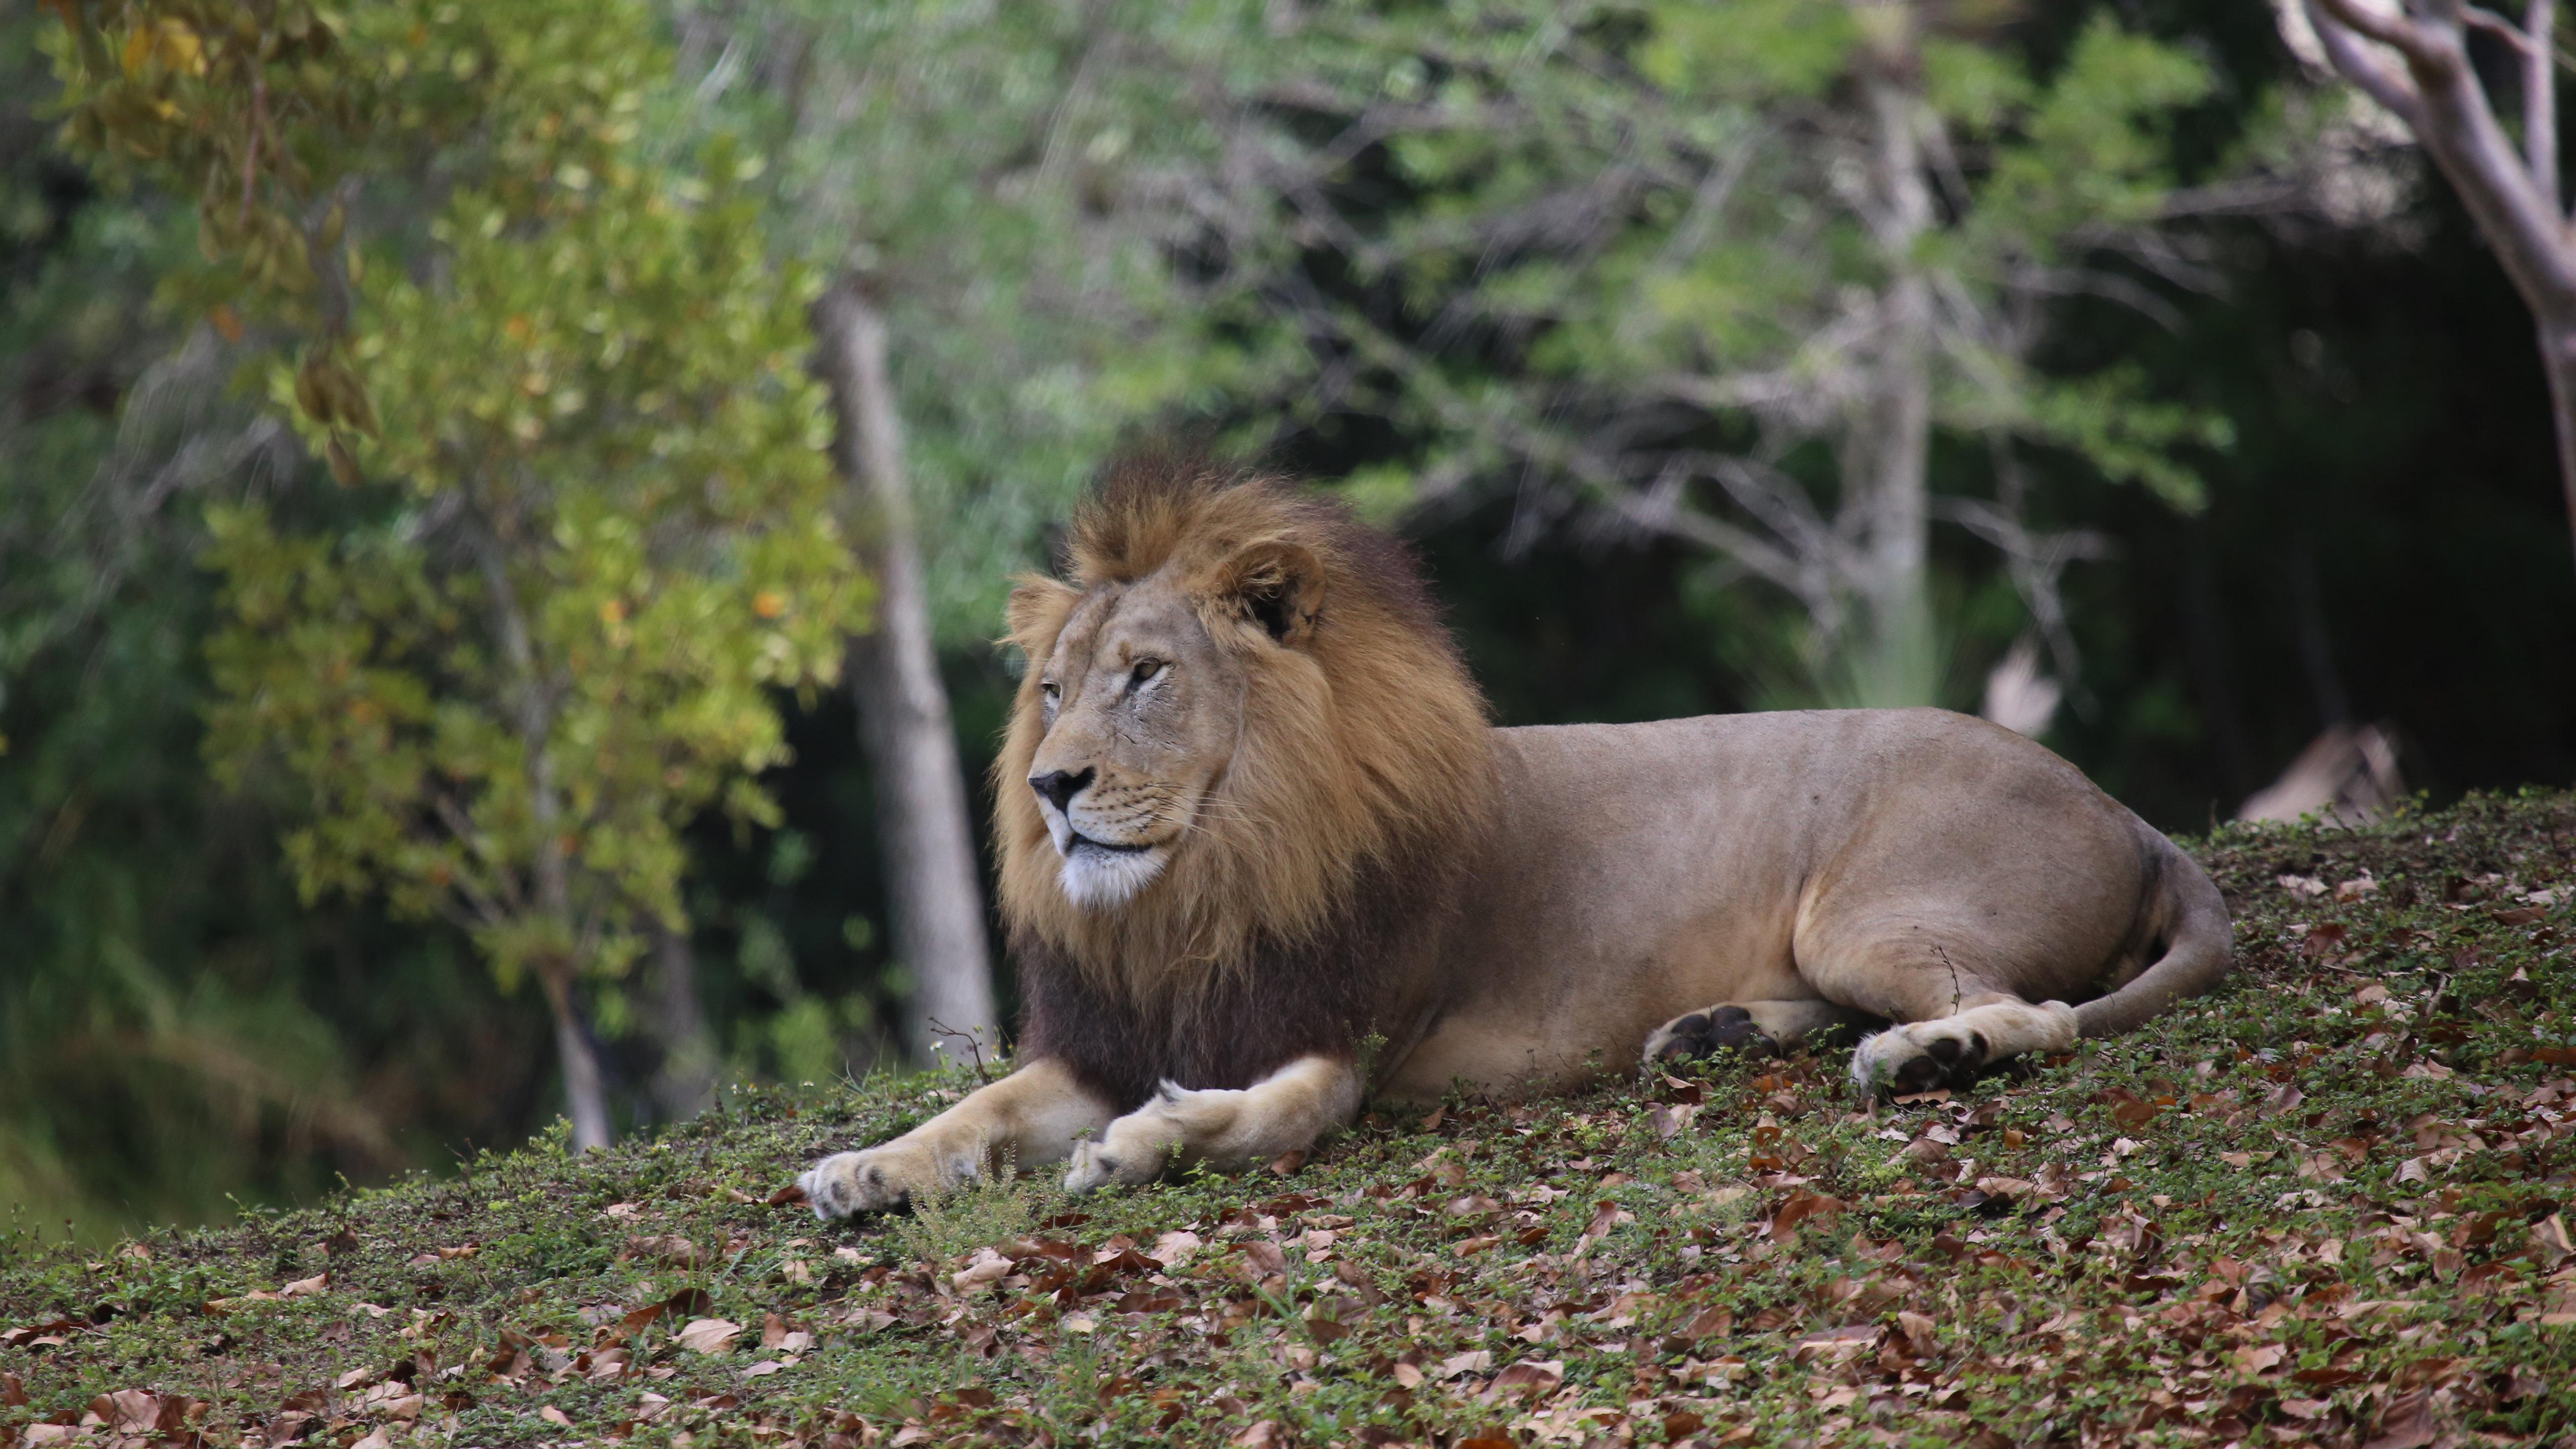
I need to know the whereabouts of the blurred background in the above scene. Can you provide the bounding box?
[4,0,2571,1242]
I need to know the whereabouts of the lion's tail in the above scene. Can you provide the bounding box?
[2073,832,2234,1039]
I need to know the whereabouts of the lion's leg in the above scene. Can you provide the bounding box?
[1063,1054,1360,1194]
[1640,999,1856,1070]
[800,1058,1116,1219]
[1787,918,2084,1095]
[1845,996,2078,1094]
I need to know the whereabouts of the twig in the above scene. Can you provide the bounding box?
[926,1018,994,1084]
[240,63,266,230]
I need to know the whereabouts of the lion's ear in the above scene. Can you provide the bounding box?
[1206,539,1326,648]
[1004,575,1081,655]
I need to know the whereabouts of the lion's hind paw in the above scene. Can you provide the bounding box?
[1847,1000,2077,1098]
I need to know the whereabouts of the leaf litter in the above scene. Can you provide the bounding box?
[4,790,2576,1447]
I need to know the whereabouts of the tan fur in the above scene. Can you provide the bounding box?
[800,462,2232,1217]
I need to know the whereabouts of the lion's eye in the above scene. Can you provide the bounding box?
[1040,680,1060,699]
[1130,659,1164,687]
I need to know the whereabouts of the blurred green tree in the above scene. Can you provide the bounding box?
[661,0,1255,1067]
[1195,0,2240,707]
[53,0,864,1149]
[0,10,549,1238]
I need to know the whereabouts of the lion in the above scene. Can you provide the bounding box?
[800,458,2231,1215]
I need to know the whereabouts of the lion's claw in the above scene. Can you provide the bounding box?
[1064,1137,1166,1194]
[799,1150,903,1220]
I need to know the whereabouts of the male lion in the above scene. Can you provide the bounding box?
[801,459,2230,1215]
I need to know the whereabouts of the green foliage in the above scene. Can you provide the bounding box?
[1204,1,2236,700]
[193,164,857,1000]
[54,2,866,1119]
[50,0,670,446]
[677,0,1250,640]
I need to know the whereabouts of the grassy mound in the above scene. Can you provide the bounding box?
[6,791,2575,1449]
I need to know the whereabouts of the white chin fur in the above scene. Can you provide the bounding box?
[1059,843,1166,910]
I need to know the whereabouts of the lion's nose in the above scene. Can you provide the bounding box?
[1029,768,1094,814]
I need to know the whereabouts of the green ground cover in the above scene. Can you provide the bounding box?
[4,791,2573,1449]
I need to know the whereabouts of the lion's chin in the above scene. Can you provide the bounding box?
[1058,839,1168,911]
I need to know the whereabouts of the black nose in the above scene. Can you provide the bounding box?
[1029,768,1093,813]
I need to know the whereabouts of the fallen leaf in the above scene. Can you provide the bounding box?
[539,1405,573,1426]
[1148,1230,1202,1268]
[624,1235,705,1270]
[951,1247,1012,1290]
[1486,1358,1563,1399]
[1437,1350,1492,1379]
[1896,1305,1937,1351]
[281,1271,330,1297]
[676,1318,742,1354]
[2235,1343,2286,1373]
[742,1360,789,1379]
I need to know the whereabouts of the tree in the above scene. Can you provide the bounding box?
[2296,0,2576,582]
[1193,1,2232,705]
[667,0,1243,1065]
[54,1,864,1148]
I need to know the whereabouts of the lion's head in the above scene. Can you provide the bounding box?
[994,457,1494,993]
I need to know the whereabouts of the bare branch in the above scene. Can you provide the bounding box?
[2312,0,2435,55]
[2313,0,2576,311]
[2304,0,2431,123]
[2465,5,2544,54]
[2531,0,2559,216]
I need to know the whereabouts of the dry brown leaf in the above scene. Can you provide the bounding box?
[676,1318,742,1354]
[1148,1230,1202,1267]
[1437,1350,1492,1379]
[624,1235,705,1270]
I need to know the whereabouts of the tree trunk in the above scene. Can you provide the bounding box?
[813,277,1001,1068]
[1849,35,1938,707]
[2299,1,2576,586]
[645,924,717,1122]
[2541,321,2576,583]
[471,523,615,1151]
[542,972,614,1151]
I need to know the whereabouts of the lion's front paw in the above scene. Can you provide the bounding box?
[1063,1137,1167,1195]
[800,1141,951,1220]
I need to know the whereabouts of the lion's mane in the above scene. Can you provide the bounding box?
[992,456,1496,1107]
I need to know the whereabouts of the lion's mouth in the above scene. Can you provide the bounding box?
[1065,830,1153,856]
